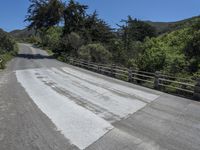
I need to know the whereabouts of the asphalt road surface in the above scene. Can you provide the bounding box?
[0,43,200,150]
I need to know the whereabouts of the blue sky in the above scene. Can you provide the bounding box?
[0,0,200,32]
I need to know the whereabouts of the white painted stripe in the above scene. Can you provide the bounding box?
[62,67,160,102]
[16,69,113,150]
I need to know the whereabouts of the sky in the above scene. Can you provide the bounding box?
[0,0,200,32]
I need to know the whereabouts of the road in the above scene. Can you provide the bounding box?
[0,43,200,150]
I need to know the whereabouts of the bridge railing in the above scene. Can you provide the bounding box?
[0,57,3,69]
[67,57,200,100]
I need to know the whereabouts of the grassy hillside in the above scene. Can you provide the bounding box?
[146,15,200,34]
[137,19,200,79]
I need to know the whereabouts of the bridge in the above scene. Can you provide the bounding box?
[0,43,200,150]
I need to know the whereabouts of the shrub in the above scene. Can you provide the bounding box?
[78,43,112,63]
[0,29,18,69]
[58,32,83,57]
[40,27,62,50]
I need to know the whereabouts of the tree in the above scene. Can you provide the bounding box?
[25,0,64,32]
[184,31,200,72]
[118,16,156,51]
[136,38,166,72]
[63,0,88,35]
[84,11,115,43]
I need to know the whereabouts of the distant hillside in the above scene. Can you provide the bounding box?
[0,28,8,35]
[146,15,200,34]
[9,28,35,40]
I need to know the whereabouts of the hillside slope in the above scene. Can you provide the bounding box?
[137,18,200,79]
[10,28,35,40]
[146,15,200,34]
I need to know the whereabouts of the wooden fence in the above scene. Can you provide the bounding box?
[67,57,200,100]
[0,57,3,68]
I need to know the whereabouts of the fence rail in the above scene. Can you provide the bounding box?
[68,57,200,100]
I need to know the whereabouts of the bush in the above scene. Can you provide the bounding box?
[40,27,62,50]
[107,39,127,65]
[136,38,166,72]
[78,43,112,63]
[0,29,15,53]
[0,29,18,69]
[57,32,83,57]
[27,36,41,44]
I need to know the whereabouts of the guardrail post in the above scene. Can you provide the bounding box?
[193,78,200,101]
[111,64,116,77]
[69,58,73,65]
[128,68,133,82]
[132,70,138,83]
[69,58,74,65]
[0,58,3,69]
[97,64,100,73]
[154,71,161,90]
[86,61,89,70]
[78,60,81,67]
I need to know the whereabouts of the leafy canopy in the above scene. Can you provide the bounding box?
[25,0,64,31]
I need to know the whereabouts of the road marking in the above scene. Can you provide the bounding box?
[16,69,113,150]
[16,67,160,149]
[62,67,160,102]
[47,68,147,120]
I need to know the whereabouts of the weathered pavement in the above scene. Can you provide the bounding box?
[0,43,200,150]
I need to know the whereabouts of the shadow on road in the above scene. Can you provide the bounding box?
[16,53,55,60]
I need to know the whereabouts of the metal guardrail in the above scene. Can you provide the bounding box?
[68,57,200,100]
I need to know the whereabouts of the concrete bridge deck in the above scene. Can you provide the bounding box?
[0,44,200,150]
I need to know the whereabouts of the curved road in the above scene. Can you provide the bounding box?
[0,44,200,150]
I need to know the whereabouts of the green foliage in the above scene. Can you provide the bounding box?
[184,29,200,73]
[63,0,87,34]
[0,29,18,69]
[24,0,200,80]
[0,29,16,54]
[126,59,138,69]
[137,38,166,72]
[67,32,83,50]
[118,16,156,53]
[136,23,200,76]
[27,35,41,44]
[126,16,156,41]
[107,39,127,65]
[84,11,115,44]
[184,31,200,59]
[78,43,112,63]
[40,27,62,50]
[58,32,83,56]
[25,0,64,31]
[147,16,200,34]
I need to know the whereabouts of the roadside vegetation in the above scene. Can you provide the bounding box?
[0,29,18,69]
[22,0,200,80]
